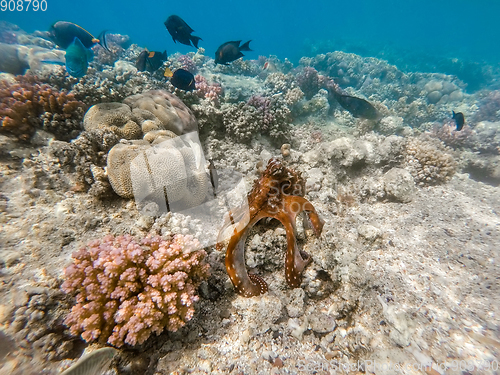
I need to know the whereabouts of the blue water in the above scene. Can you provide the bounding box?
[2,0,500,65]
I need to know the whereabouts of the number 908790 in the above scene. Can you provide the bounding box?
[1,0,48,11]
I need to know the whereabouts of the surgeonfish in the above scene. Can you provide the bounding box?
[49,21,109,51]
[65,37,92,78]
[166,68,196,91]
[164,15,201,48]
[215,40,252,65]
[136,50,168,72]
[60,347,117,375]
[452,111,465,131]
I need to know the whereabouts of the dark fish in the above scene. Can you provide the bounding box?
[452,111,465,131]
[167,68,196,91]
[334,94,378,119]
[215,40,252,65]
[326,82,378,120]
[164,15,201,48]
[49,21,109,51]
[65,37,92,77]
[136,50,168,72]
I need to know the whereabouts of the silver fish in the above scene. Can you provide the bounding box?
[60,347,117,375]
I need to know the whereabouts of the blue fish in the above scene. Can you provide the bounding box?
[452,111,465,131]
[65,37,93,77]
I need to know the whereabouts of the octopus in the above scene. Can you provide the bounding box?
[217,158,324,297]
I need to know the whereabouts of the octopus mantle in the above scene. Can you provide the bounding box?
[217,158,324,297]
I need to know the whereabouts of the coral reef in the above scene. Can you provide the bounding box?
[61,234,209,347]
[5,284,76,362]
[49,129,120,194]
[295,66,322,100]
[423,79,463,105]
[473,90,500,122]
[0,75,85,141]
[194,75,223,105]
[217,158,324,297]
[177,54,197,73]
[431,120,475,149]
[221,95,291,144]
[405,135,457,185]
[264,72,297,96]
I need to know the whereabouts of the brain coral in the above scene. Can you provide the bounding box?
[405,135,457,185]
[107,136,208,211]
[83,103,142,140]
[123,90,198,135]
[61,234,209,347]
[106,140,150,198]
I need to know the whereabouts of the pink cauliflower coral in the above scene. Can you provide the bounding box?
[61,234,209,347]
[195,75,223,105]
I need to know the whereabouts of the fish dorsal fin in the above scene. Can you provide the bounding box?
[71,36,85,49]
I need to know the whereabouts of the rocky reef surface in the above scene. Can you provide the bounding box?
[0,23,499,375]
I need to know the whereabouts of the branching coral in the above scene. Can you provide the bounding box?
[194,75,223,105]
[295,66,322,100]
[405,135,457,185]
[61,234,209,347]
[0,74,85,141]
[264,72,297,95]
[177,54,197,73]
[217,158,324,297]
[221,95,291,144]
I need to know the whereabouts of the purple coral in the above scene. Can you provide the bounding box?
[61,234,209,347]
[177,54,197,73]
[296,67,321,100]
[247,95,273,129]
[432,120,475,149]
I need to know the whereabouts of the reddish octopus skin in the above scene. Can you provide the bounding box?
[218,158,324,297]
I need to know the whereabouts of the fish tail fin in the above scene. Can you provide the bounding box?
[162,50,168,60]
[191,35,202,49]
[452,110,456,118]
[86,48,94,62]
[240,40,252,51]
[98,30,111,52]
